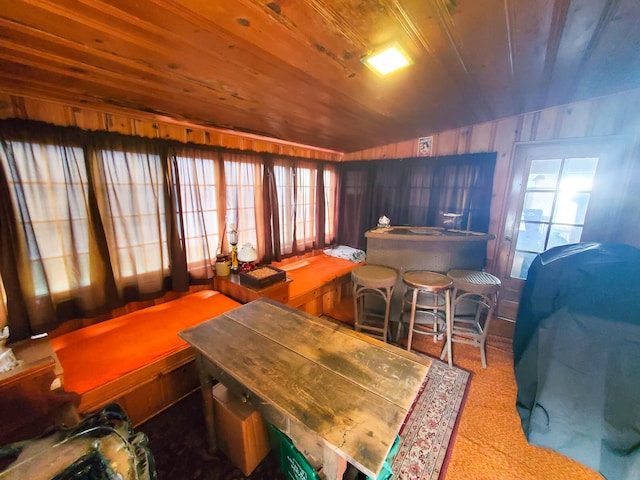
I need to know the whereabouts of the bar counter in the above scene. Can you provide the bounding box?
[365,226,495,320]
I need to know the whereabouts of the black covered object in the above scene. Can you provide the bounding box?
[514,243,640,479]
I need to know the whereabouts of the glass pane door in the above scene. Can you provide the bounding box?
[495,138,626,320]
[510,157,598,279]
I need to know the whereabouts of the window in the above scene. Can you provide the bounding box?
[511,156,598,279]
[274,161,315,253]
[224,157,262,250]
[294,164,316,250]
[273,161,294,252]
[1,122,340,340]
[173,154,221,275]
[1,141,91,298]
[95,148,170,291]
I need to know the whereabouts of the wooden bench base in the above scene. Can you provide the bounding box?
[50,289,241,426]
[216,254,359,319]
[286,270,353,317]
[47,256,360,427]
[79,347,200,426]
[274,254,359,317]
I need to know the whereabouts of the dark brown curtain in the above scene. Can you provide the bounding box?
[337,153,497,249]
[262,158,280,263]
[0,121,190,340]
[336,164,374,249]
[0,124,119,339]
[0,119,340,340]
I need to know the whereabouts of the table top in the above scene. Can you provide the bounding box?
[179,298,431,478]
[366,226,494,242]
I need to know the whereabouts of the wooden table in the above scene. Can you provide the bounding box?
[179,298,431,480]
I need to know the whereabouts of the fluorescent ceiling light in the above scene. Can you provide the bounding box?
[362,46,412,75]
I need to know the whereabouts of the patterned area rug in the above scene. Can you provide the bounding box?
[391,358,471,480]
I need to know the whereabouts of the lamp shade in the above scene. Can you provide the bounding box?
[237,243,258,263]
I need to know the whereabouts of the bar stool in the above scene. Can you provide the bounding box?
[398,271,453,367]
[440,269,501,368]
[352,265,398,342]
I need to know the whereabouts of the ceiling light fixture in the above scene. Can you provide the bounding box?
[362,45,412,76]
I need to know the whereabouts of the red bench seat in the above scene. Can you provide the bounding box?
[51,290,241,423]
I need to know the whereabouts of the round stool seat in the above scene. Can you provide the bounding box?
[447,269,500,295]
[352,265,398,288]
[403,271,452,291]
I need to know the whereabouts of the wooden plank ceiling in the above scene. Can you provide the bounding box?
[0,0,638,153]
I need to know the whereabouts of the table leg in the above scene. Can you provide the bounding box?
[195,353,217,454]
[321,444,348,480]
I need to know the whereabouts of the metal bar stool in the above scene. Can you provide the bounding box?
[351,265,398,342]
[440,269,501,368]
[398,271,453,367]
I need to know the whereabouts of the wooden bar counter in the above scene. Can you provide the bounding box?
[365,226,495,319]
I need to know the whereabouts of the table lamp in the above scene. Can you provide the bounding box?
[238,243,258,271]
[228,224,239,272]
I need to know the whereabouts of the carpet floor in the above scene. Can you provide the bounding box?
[141,390,285,480]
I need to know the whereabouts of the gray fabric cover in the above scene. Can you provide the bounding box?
[514,243,640,480]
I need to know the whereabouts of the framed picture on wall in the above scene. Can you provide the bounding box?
[417,136,433,157]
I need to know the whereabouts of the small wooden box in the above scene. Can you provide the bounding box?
[212,383,270,476]
[239,265,287,289]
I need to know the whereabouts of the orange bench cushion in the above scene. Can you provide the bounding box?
[51,290,241,395]
[276,254,360,299]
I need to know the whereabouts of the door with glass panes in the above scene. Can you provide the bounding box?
[496,139,626,320]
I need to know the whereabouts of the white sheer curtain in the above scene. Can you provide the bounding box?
[92,145,170,296]
[0,139,107,310]
[171,148,224,280]
[223,153,265,258]
[273,159,330,255]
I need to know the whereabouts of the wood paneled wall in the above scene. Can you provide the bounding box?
[1,89,638,272]
[0,94,343,162]
[344,88,640,272]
